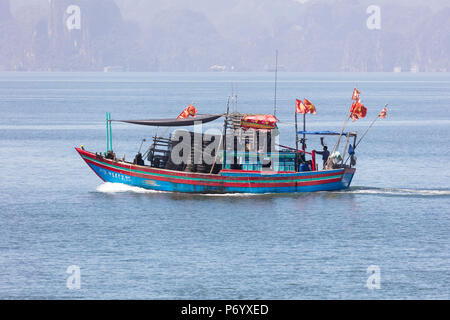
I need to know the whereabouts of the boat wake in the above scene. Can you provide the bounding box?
[95,182,263,197]
[95,183,450,198]
[333,186,450,197]
[96,182,168,194]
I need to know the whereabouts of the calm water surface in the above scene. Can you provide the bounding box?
[0,72,449,299]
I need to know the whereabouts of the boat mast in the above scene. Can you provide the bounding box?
[222,98,230,170]
[231,83,237,113]
[210,98,231,174]
[106,112,112,152]
[106,112,109,152]
[302,113,306,150]
[109,113,112,151]
[273,50,278,117]
[295,109,299,171]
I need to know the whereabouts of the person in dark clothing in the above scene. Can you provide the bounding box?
[348,144,357,166]
[106,150,116,160]
[133,153,145,166]
[315,146,330,169]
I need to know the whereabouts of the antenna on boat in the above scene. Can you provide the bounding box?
[210,97,230,174]
[138,138,146,154]
[231,83,237,113]
[273,50,278,117]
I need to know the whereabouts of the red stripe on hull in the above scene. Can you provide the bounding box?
[77,148,345,182]
[82,156,343,188]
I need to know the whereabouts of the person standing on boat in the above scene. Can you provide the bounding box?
[133,152,145,166]
[315,146,330,169]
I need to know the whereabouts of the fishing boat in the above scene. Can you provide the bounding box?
[76,99,366,194]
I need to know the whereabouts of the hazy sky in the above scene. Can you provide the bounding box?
[1,0,449,71]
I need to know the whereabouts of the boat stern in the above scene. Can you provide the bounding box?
[341,167,356,189]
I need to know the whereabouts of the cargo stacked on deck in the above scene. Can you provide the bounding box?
[274,152,296,172]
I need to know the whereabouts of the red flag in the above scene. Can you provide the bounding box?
[350,101,357,114]
[177,104,197,119]
[352,88,360,101]
[187,104,197,117]
[358,104,367,118]
[378,107,387,119]
[296,99,306,114]
[303,99,317,114]
[350,100,367,121]
[350,102,357,121]
[296,99,316,114]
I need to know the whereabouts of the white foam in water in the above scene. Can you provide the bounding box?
[96,183,450,197]
[96,183,270,196]
[96,182,166,194]
[334,187,450,196]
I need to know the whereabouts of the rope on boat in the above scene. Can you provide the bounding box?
[326,114,351,169]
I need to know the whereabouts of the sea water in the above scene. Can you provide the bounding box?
[0,72,449,299]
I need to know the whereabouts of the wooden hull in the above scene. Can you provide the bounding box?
[76,148,355,194]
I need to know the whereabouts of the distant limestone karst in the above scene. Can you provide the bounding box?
[0,0,449,72]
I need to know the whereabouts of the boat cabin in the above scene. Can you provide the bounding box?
[104,111,357,174]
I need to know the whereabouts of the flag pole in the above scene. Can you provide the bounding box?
[302,113,306,150]
[326,89,359,168]
[109,112,113,151]
[295,109,299,171]
[106,112,109,152]
[355,116,378,148]
[354,103,388,149]
[342,116,376,166]
[326,113,351,168]
[273,50,278,117]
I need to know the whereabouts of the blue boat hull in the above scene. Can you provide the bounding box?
[77,148,355,194]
